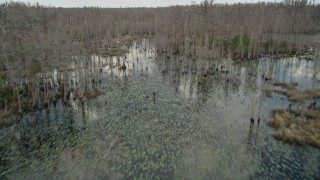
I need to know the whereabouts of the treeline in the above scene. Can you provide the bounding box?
[0,2,157,116]
[0,1,320,118]
[155,0,320,59]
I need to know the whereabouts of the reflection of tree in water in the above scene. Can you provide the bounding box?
[2,39,320,178]
[0,100,85,178]
[0,141,10,177]
[246,121,261,153]
[243,63,259,95]
[247,122,255,148]
[158,57,264,109]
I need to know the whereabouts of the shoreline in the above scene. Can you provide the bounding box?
[1,47,319,128]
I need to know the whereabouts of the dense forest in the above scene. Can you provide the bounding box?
[0,0,320,124]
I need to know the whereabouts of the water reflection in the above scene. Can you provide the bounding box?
[0,39,319,179]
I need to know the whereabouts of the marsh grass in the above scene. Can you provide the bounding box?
[274,88,320,102]
[273,82,298,90]
[262,88,273,97]
[269,82,320,148]
[270,107,320,149]
[271,81,320,102]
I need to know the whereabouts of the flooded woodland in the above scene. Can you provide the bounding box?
[1,1,320,179]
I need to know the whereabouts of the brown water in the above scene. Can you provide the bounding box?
[0,39,319,179]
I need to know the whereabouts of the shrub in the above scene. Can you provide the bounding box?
[231,34,240,51]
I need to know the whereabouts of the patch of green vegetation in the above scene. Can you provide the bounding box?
[0,88,13,102]
[231,34,240,51]
[278,47,287,54]
[0,75,6,87]
[31,59,42,76]
[277,42,288,54]
[242,32,250,50]
[0,87,14,127]
[215,35,221,47]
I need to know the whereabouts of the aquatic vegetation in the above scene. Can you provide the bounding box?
[0,0,319,177]
[275,88,320,102]
[1,40,320,179]
[270,81,320,148]
[273,82,298,90]
[270,107,320,149]
[263,88,274,97]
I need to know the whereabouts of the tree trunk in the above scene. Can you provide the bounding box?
[16,87,22,114]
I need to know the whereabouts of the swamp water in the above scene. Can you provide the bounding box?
[0,39,319,179]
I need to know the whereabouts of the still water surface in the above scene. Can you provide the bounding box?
[0,39,319,179]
